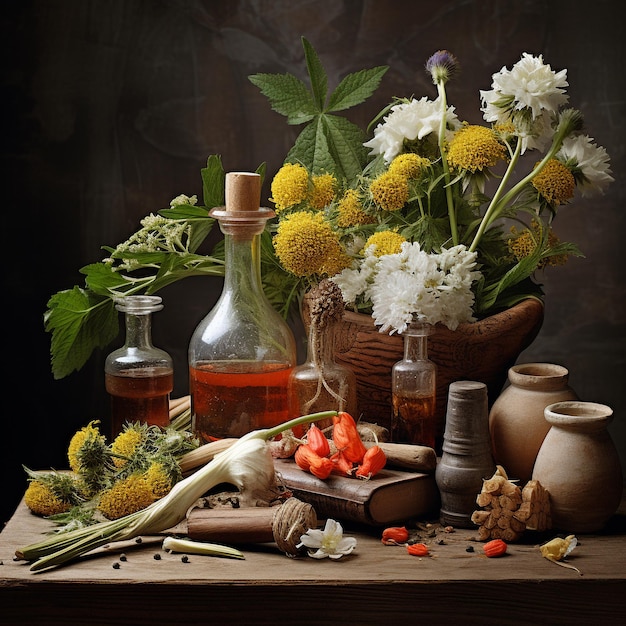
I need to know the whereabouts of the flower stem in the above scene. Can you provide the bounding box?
[436,82,458,246]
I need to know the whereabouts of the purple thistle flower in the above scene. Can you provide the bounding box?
[426,50,459,84]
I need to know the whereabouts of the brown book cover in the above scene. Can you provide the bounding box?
[274,459,439,526]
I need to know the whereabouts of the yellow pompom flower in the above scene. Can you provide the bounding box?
[336,189,376,227]
[532,159,576,205]
[363,231,407,257]
[508,220,568,268]
[270,163,309,211]
[111,426,145,468]
[309,173,337,209]
[24,481,73,517]
[446,125,507,173]
[67,420,105,473]
[273,211,350,277]
[388,153,430,179]
[98,463,173,520]
[369,171,409,211]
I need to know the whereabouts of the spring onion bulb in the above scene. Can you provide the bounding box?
[16,410,337,572]
[162,536,245,560]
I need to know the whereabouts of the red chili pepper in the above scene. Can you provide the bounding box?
[406,543,429,556]
[330,450,355,476]
[294,444,334,480]
[381,526,409,545]
[306,424,330,457]
[332,412,367,463]
[355,445,386,479]
[483,539,507,557]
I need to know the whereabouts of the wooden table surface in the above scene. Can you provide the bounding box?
[1,496,625,626]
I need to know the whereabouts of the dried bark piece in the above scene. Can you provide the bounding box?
[514,479,552,531]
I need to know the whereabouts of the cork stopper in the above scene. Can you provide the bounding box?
[209,171,275,237]
[225,172,261,213]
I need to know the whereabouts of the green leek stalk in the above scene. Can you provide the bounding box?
[17,411,337,572]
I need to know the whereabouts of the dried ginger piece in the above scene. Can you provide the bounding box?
[471,466,524,542]
[471,466,552,541]
[513,479,552,531]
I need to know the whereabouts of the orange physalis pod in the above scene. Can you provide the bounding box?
[294,444,334,480]
[306,424,330,457]
[406,543,429,556]
[355,445,386,479]
[332,412,367,463]
[381,526,409,545]
[483,539,507,557]
[330,450,355,476]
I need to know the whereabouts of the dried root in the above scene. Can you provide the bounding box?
[471,466,551,542]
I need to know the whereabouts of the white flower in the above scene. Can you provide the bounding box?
[480,53,568,153]
[170,194,198,207]
[481,53,568,120]
[297,518,357,560]
[364,96,460,162]
[557,135,614,197]
[337,242,479,335]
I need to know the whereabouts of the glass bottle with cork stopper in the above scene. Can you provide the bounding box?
[188,172,296,443]
[391,320,437,448]
[105,295,174,439]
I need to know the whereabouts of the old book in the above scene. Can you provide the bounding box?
[274,459,439,526]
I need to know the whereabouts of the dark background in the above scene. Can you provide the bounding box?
[2,0,624,526]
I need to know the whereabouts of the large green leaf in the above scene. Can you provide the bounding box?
[302,36,327,110]
[248,72,317,125]
[328,66,388,112]
[45,287,119,379]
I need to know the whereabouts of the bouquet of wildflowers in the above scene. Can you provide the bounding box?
[45,39,613,377]
[261,44,613,334]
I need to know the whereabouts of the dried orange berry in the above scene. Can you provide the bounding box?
[355,445,386,479]
[406,543,429,556]
[306,424,330,457]
[483,539,507,557]
[381,526,409,545]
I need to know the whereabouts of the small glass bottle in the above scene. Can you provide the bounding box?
[391,321,437,448]
[289,281,357,432]
[188,172,296,443]
[105,295,174,439]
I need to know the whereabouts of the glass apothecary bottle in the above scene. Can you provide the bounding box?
[188,172,296,443]
[105,295,174,439]
[391,321,437,448]
[289,280,357,432]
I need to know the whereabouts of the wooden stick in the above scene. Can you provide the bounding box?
[186,497,317,555]
[365,441,437,472]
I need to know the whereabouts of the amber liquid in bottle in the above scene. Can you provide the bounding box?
[105,295,174,440]
[190,361,292,442]
[188,172,296,444]
[391,392,436,449]
[106,367,174,436]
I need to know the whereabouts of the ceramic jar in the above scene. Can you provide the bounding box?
[435,381,496,528]
[532,401,623,533]
[488,363,578,483]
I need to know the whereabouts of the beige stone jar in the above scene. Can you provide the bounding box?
[532,401,623,533]
[488,363,578,482]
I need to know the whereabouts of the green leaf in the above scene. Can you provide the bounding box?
[248,73,317,124]
[45,287,119,379]
[322,115,370,181]
[302,36,327,110]
[81,263,140,296]
[201,155,226,209]
[328,66,388,112]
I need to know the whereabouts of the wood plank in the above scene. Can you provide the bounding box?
[1,498,625,625]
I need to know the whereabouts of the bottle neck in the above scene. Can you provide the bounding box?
[222,231,264,297]
[306,323,336,366]
[124,313,154,349]
[403,329,430,362]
